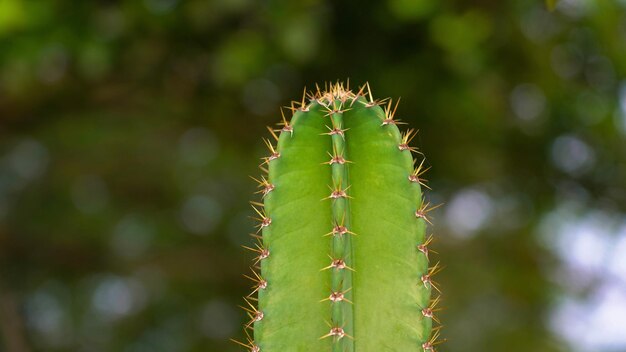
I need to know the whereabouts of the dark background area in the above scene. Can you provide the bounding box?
[1,0,626,351]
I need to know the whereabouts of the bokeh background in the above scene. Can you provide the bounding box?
[1,0,626,351]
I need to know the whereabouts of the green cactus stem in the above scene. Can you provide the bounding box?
[237,82,442,352]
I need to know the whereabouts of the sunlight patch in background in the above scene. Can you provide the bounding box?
[550,135,595,176]
[539,202,626,352]
[445,188,494,238]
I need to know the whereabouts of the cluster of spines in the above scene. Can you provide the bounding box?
[235,81,444,351]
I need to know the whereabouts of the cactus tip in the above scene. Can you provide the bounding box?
[244,81,441,350]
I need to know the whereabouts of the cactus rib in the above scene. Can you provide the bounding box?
[323,96,355,351]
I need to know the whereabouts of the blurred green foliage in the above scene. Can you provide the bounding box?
[0,0,625,351]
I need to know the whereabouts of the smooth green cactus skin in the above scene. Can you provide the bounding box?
[240,83,440,352]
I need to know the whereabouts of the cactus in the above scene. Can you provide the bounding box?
[236,82,442,352]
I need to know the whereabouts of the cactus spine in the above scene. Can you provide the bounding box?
[238,82,441,351]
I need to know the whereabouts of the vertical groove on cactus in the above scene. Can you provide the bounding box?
[237,82,442,352]
[324,97,354,351]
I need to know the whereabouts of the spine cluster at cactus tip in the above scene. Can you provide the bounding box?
[235,82,443,352]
